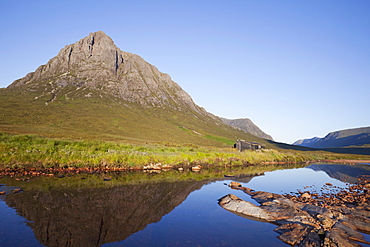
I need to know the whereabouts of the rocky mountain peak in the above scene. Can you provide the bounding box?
[8,31,205,114]
[70,31,116,54]
[61,31,123,75]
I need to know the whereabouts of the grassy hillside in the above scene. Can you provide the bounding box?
[2,132,370,169]
[0,86,268,148]
[0,132,332,169]
[1,86,369,158]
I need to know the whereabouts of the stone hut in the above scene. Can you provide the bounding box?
[234,140,265,151]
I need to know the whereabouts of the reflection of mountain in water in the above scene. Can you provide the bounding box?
[230,173,264,183]
[5,180,208,247]
[307,163,370,184]
[2,164,309,246]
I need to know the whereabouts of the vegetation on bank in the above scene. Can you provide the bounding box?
[0,133,368,169]
[0,163,311,191]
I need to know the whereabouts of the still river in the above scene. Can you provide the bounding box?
[0,162,369,247]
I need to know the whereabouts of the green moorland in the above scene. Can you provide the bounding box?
[0,86,267,147]
[1,86,369,169]
[0,132,368,169]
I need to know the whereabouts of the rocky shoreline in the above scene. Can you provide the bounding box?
[219,177,370,246]
[0,163,197,178]
[324,159,370,164]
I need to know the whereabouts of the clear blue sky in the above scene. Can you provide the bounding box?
[1,0,369,144]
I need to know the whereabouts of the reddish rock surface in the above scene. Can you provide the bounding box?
[219,177,370,246]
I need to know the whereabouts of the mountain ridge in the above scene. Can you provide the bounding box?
[293,127,370,148]
[220,117,273,140]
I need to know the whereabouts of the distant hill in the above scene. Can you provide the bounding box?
[293,137,323,147]
[293,127,370,148]
[0,31,269,147]
[220,118,273,140]
[308,163,370,184]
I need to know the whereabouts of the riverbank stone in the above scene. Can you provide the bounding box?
[219,178,370,246]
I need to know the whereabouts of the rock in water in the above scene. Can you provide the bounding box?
[219,181,370,246]
[219,194,276,221]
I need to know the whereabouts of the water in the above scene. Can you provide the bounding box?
[0,200,43,247]
[0,163,369,247]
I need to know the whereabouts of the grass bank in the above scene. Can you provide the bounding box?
[0,164,311,191]
[0,133,365,169]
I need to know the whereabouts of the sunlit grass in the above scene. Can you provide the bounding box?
[0,132,356,169]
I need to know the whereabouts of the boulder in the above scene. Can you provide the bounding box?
[218,180,370,246]
[228,181,242,188]
[274,223,314,246]
[219,194,275,221]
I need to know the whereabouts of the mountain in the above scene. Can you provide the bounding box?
[220,118,273,140]
[292,137,322,147]
[5,180,208,246]
[8,31,202,113]
[0,31,268,147]
[293,127,370,148]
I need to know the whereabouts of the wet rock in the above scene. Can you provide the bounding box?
[345,214,370,233]
[0,167,129,178]
[219,194,275,221]
[274,223,314,246]
[143,163,161,170]
[224,175,235,177]
[228,181,242,187]
[299,230,322,247]
[161,164,173,170]
[191,165,202,171]
[12,188,22,194]
[219,178,370,246]
[325,221,366,247]
[301,192,311,199]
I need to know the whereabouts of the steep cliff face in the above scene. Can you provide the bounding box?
[8,31,204,114]
[220,118,273,140]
